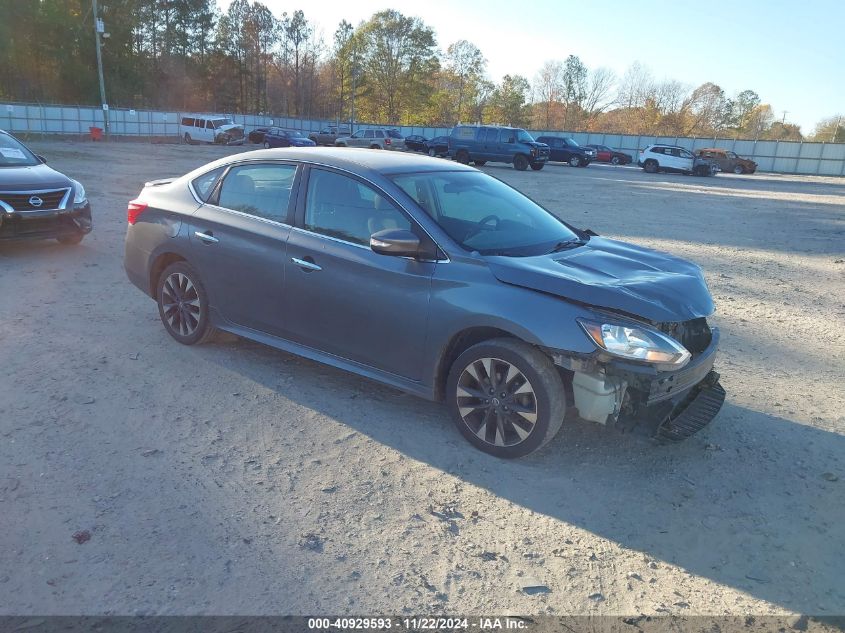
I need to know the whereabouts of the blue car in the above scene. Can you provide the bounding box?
[263,128,316,149]
[124,148,724,458]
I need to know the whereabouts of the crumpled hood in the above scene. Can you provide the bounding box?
[219,124,243,132]
[0,163,71,190]
[486,236,714,323]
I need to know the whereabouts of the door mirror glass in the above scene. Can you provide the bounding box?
[36,154,47,164]
[370,228,421,258]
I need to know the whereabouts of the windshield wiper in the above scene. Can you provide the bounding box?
[548,238,586,253]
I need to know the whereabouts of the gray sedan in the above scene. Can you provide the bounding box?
[124,148,724,457]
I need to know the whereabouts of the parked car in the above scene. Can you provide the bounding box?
[124,147,724,458]
[403,135,429,152]
[639,144,716,176]
[584,144,633,165]
[449,125,550,171]
[534,136,596,167]
[262,128,316,149]
[0,129,91,245]
[695,148,757,174]
[335,128,405,150]
[425,136,450,157]
[308,126,352,146]
[248,127,269,144]
[179,115,244,145]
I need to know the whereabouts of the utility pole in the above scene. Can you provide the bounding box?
[781,110,789,125]
[832,116,842,143]
[92,0,109,138]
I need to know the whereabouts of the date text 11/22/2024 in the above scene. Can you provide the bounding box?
[307,617,528,630]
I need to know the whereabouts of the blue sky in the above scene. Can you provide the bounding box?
[221,0,844,133]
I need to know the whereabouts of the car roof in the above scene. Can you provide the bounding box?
[225,147,477,176]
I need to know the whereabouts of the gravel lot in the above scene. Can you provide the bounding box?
[1,140,844,618]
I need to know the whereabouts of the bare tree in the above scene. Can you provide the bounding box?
[533,60,563,128]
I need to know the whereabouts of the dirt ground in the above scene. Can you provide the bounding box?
[1,140,843,618]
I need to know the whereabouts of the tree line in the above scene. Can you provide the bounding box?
[1,0,842,142]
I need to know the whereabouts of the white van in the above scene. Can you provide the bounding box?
[179,115,244,145]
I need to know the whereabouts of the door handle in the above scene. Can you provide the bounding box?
[195,231,219,244]
[291,257,321,272]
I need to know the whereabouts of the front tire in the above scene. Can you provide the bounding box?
[474,160,487,166]
[513,155,529,171]
[456,150,470,164]
[263,141,270,149]
[428,147,437,157]
[447,338,566,458]
[569,156,581,167]
[156,262,216,346]
[611,156,621,165]
[530,162,544,171]
[56,233,85,245]
[733,165,744,174]
[643,159,658,173]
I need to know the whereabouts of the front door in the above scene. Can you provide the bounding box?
[188,161,299,336]
[283,166,434,380]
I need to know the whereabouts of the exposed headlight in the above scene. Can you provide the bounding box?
[577,318,691,370]
[70,179,86,204]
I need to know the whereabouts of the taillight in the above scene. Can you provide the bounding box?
[127,199,148,225]
[385,138,391,145]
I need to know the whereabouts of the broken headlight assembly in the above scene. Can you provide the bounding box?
[577,318,691,371]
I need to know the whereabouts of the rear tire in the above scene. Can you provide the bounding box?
[530,162,544,171]
[370,144,381,149]
[56,233,85,246]
[513,155,529,171]
[156,262,217,346]
[611,156,621,165]
[474,160,487,166]
[733,165,744,174]
[184,133,193,145]
[456,150,470,164]
[263,141,270,149]
[643,159,658,173]
[447,338,566,458]
[428,148,437,157]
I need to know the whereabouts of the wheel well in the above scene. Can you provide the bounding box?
[149,252,186,297]
[434,327,515,401]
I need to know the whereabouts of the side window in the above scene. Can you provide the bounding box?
[364,130,375,139]
[217,163,297,223]
[304,169,412,246]
[650,147,663,155]
[195,119,204,128]
[182,117,194,127]
[192,166,225,201]
[484,129,499,143]
[206,120,214,129]
[680,149,693,159]
[375,130,385,138]
[500,129,515,144]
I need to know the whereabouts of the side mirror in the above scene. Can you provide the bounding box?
[370,228,421,258]
[36,154,47,164]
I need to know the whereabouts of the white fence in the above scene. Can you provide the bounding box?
[4,101,845,176]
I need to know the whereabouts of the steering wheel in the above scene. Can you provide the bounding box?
[465,214,500,240]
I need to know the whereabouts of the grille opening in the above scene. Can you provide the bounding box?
[657,318,712,355]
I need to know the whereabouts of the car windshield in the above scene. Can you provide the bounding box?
[390,171,580,257]
[287,130,303,138]
[0,133,39,167]
[564,138,580,147]
[211,118,232,129]
[516,129,534,143]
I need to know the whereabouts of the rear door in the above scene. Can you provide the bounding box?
[283,166,435,379]
[678,148,695,172]
[187,161,299,336]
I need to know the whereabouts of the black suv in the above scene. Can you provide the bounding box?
[0,130,91,244]
[535,136,597,167]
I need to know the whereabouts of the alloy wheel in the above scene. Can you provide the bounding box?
[456,357,538,447]
[161,272,202,337]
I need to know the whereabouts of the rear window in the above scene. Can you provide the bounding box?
[181,117,194,126]
[453,127,478,139]
[387,130,403,139]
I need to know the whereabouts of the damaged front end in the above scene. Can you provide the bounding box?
[549,317,725,441]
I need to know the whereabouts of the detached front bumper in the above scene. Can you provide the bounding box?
[607,328,724,440]
[0,202,92,241]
